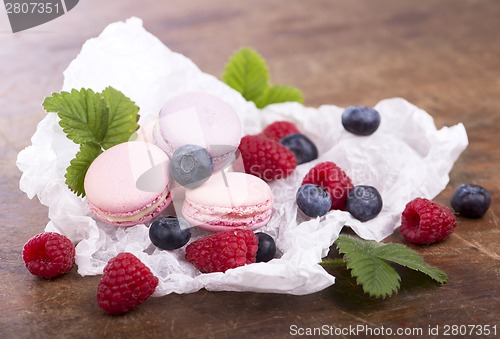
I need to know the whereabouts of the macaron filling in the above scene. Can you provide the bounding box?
[88,188,172,225]
[182,197,272,230]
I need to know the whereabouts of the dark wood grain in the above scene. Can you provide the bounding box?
[1,1,499,338]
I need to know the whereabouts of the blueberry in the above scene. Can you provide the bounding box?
[341,105,381,136]
[149,216,191,250]
[296,184,332,217]
[279,133,318,165]
[170,144,213,188]
[451,183,491,218]
[346,185,383,222]
[255,232,276,262]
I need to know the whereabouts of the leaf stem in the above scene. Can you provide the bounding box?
[320,259,348,266]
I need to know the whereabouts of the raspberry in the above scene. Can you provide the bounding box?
[261,121,300,141]
[185,229,259,273]
[302,161,353,211]
[97,252,158,315]
[400,198,457,245]
[22,232,75,279]
[238,135,297,182]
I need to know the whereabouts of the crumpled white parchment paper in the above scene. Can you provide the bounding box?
[16,17,468,296]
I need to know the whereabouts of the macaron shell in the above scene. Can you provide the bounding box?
[185,172,272,208]
[182,171,273,230]
[156,92,242,157]
[84,141,170,215]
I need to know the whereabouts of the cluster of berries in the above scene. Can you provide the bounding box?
[238,121,318,182]
[297,161,383,222]
[148,216,276,273]
[146,217,276,313]
[294,106,380,216]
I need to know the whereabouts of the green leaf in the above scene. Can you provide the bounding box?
[335,235,400,298]
[43,87,141,198]
[64,142,103,197]
[101,86,140,149]
[255,85,304,109]
[371,243,448,284]
[222,47,305,108]
[222,47,270,103]
[334,235,448,298]
[346,252,401,298]
[43,88,109,145]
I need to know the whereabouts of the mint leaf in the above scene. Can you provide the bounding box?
[101,86,140,149]
[255,85,304,109]
[43,88,109,145]
[334,235,448,298]
[65,142,103,197]
[222,47,270,103]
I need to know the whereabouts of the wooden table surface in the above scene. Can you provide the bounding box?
[1,1,499,338]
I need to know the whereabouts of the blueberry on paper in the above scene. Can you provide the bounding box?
[279,133,318,165]
[341,106,381,136]
[451,183,491,218]
[346,185,383,222]
[296,184,332,217]
[170,144,213,188]
[255,232,276,262]
[149,216,191,250]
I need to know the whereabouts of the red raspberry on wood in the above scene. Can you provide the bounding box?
[97,252,158,315]
[22,232,75,279]
[400,197,457,245]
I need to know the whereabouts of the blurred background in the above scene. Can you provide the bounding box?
[2,0,499,121]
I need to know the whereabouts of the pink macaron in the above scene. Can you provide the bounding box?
[153,92,242,172]
[182,171,273,231]
[84,141,172,226]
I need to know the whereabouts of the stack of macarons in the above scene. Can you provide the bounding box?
[83,92,274,232]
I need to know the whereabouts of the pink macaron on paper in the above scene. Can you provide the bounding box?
[182,171,273,231]
[153,92,242,172]
[84,141,172,226]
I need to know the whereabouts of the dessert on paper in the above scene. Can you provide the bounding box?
[16,17,468,297]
